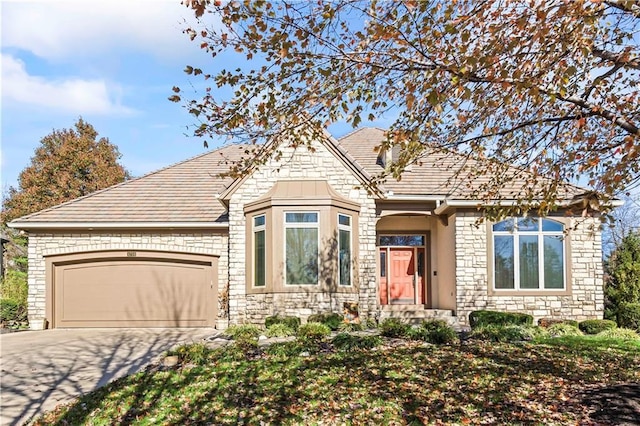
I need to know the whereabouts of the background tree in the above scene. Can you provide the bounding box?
[603,194,640,254]
[604,232,640,328]
[176,0,639,218]
[1,118,129,223]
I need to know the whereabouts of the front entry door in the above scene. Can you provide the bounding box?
[389,248,415,303]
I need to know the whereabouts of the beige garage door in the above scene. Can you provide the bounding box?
[50,251,217,328]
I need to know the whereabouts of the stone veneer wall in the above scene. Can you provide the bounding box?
[228,137,378,325]
[26,232,228,330]
[454,211,604,325]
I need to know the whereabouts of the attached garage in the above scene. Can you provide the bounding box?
[46,251,218,328]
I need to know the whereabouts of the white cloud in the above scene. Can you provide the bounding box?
[1,0,204,62]
[1,54,134,114]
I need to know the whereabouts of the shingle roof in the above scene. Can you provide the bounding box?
[10,144,249,226]
[10,127,588,227]
[338,127,586,199]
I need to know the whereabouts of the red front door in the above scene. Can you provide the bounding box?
[389,248,415,303]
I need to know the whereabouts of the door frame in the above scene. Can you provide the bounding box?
[377,233,431,307]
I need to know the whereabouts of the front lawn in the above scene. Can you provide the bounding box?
[35,336,639,425]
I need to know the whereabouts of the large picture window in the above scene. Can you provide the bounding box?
[493,217,565,291]
[253,215,266,287]
[338,214,352,286]
[285,212,319,285]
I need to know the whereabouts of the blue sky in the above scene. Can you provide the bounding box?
[0,0,362,194]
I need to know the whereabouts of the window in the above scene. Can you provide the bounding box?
[338,214,352,286]
[253,215,266,287]
[492,217,565,290]
[285,212,319,285]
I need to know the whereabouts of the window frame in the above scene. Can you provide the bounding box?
[338,213,352,287]
[252,214,266,288]
[283,211,320,286]
[489,217,570,294]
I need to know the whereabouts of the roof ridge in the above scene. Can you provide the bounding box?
[11,144,243,223]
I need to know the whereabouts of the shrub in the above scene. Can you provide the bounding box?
[469,310,534,328]
[596,327,640,341]
[0,299,27,324]
[166,342,211,365]
[307,313,344,331]
[265,315,301,331]
[224,324,262,348]
[546,323,583,337]
[604,233,640,322]
[332,333,382,351]
[338,321,364,332]
[266,323,295,338]
[265,341,306,357]
[469,325,538,342]
[578,319,617,335]
[297,322,331,344]
[362,317,378,329]
[617,302,640,331]
[379,318,411,338]
[419,319,459,344]
[537,318,579,328]
[0,270,28,304]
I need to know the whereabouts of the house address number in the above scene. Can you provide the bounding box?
[127,251,137,257]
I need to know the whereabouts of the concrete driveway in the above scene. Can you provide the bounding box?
[0,328,214,425]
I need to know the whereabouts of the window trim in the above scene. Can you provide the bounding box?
[338,213,352,287]
[488,217,572,296]
[283,211,320,286]
[252,214,266,288]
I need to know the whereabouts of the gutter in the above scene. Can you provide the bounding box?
[434,198,625,216]
[7,221,230,231]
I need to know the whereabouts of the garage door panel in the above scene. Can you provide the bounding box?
[52,254,216,328]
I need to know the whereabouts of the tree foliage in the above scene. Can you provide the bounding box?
[177,0,639,216]
[2,118,129,223]
[605,232,640,321]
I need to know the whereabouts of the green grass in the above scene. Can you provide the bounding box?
[34,338,639,425]
[535,334,640,352]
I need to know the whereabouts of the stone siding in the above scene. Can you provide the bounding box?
[228,136,378,325]
[454,211,604,325]
[26,232,228,329]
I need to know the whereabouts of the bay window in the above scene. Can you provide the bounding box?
[285,212,319,285]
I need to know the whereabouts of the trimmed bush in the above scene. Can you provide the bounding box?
[332,333,383,351]
[307,313,344,331]
[420,319,459,344]
[379,318,411,338]
[266,323,295,338]
[469,325,539,342]
[265,315,301,331]
[597,327,640,341]
[538,318,579,328]
[0,299,27,324]
[617,303,640,331]
[224,324,261,348]
[546,323,583,337]
[297,322,331,344]
[578,319,617,335]
[469,310,534,328]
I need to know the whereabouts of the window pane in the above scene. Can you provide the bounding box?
[519,235,539,288]
[286,228,318,284]
[493,219,514,232]
[517,217,539,232]
[542,219,563,232]
[254,215,265,227]
[417,250,424,277]
[339,229,351,286]
[380,251,386,277]
[494,235,514,289]
[285,212,318,223]
[379,235,425,246]
[544,236,564,289]
[338,214,351,226]
[254,230,266,286]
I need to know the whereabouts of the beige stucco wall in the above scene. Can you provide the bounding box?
[26,231,228,330]
[454,211,604,325]
[227,136,378,325]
